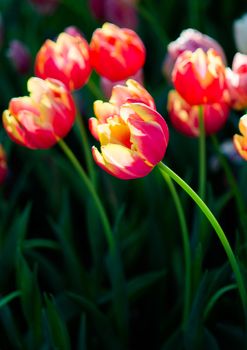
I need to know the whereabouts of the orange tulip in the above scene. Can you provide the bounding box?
[167,90,229,137]
[90,101,169,179]
[35,31,91,90]
[226,53,247,110]
[90,23,145,81]
[172,48,226,105]
[233,114,247,160]
[0,145,7,184]
[3,77,76,149]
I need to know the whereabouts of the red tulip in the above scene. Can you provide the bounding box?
[35,32,92,90]
[172,48,226,105]
[167,90,229,137]
[3,77,76,149]
[163,28,226,81]
[226,53,247,110]
[90,22,145,81]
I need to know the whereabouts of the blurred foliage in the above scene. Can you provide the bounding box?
[0,0,247,349]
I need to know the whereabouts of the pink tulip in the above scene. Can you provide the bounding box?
[3,77,76,149]
[226,53,247,110]
[167,90,229,137]
[90,102,169,179]
[163,28,226,81]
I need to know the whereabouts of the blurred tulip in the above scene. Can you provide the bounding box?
[233,114,247,160]
[89,101,169,179]
[167,90,229,137]
[163,28,226,81]
[90,22,145,81]
[64,26,83,38]
[28,0,59,15]
[226,53,247,110]
[3,77,76,149]
[0,145,7,184]
[233,13,247,54]
[89,0,138,30]
[172,48,226,105]
[35,32,92,90]
[101,68,143,99]
[7,40,31,74]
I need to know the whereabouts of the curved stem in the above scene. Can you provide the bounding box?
[157,162,247,314]
[198,105,206,201]
[58,139,115,253]
[160,171,191,328]
[75,111,97,186]
[203,284,237,320]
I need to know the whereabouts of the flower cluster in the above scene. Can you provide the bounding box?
[164,27,247,150]
[3,22,147,152]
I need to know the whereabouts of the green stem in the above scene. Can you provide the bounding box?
[58,139,115,253]
[198,105,206,201]
[158,162,247,314]
[211,135,247,238]
[160,171,191,328]
[87,79,103,100]
[75,111,96,186]
[203,284,237,320]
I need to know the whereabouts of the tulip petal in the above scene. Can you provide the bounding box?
[93,100,118,123]
[92,144,153,179]
[233,134,247,161]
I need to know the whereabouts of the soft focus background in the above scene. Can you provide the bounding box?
[1,0,247,349]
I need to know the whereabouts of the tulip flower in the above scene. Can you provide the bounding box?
[233,114,247,160]
[226,53,247,110]
[7,40,32,74]
[35,32,92,91]
[233,13,247,54]
[172,48,226,106]
[89,0,138,30]
[163,28,226,81]
[90,22,145,81]
[167,90,229,137]
[0,145,7,184]
[28,0,59,15]
[109,78,155,109]
[101,68,143,99]
[89,100,169,179]
[3,77,76,149]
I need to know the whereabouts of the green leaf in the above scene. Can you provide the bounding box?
[77,313,87,350]
[16,254,42,346]
[44,295,71,350]
[203,328,220,350]
[0,304,23,349]
[99,269,167,304]
[67,292,123,350]
[0,291,21,309]
[106,248,129,342]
